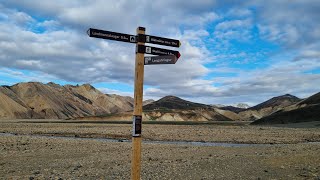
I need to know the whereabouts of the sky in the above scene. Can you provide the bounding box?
[0,1,320,106]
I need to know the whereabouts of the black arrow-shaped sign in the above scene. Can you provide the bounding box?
[87,28,136,43]
[137,45,180,59]
[144,55,178,65]
[138,34,180,47]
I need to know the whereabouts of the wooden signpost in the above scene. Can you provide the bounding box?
[88,26,181,180]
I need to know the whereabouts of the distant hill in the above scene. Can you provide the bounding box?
[251,104,320,125]
[143,99,155,106]
[142,96,234,121]
[0,82,133,119]
[220,106,246,113]
[238,94,301,121]
[297,92,320,106]
[143,96,211,110]
[1,82,317,123]
[104,94,154,106]
[236,103,250,109]
[249,94,300,111]
[252,92,320,125]
[216,103,249,113]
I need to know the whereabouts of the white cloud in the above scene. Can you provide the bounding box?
[0,68,58,83]
[226,8,252,17]
[97,87,133,97]
[0,1,213,91]
[212,19,253,45]
[0,1,320,106]
[294,49,320,62]
[255,0,320,48]
[215,19,251,30]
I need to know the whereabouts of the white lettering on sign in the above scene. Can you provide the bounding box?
[146,36,150,42]
[121,36,129,40]
[152,49,174,55]
[92,32,120,39]
[150,37,178,46]
[152,58,172,63]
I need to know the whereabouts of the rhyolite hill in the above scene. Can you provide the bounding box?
[1,82,318,123]
[0,82,136,119]
[252,92,320,125]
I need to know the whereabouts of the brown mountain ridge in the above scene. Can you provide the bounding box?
[1,82,319,123]
[252,92,320,124]
[0,82,134,119]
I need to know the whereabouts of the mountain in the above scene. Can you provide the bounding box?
[143,99,155,106]
[104,94,153,106]
[1,82,316,122]
[144,96,211,110]
[249,94,300,111]
[252,92,320,125]
[238,94,301,121]
[235,103,250,109]
[141,96,234,121]
[297,92,320,106]
[220,106,245,113]
[0,82,133,119]
[0,82,233,121]
[105,94,134,110]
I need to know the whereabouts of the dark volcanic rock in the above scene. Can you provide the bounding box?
[144,96,211,110]
[249,94,301,111]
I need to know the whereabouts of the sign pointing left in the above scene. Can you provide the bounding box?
[87,28,136,43]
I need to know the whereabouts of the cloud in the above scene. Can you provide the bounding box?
[215,19,251,30]
[212,18,253,47]
[293,49,320,62]
[97,87,133,97]
[255,0,320,48]
[0,68,58,84]
[1,1,319,106]
[226,8,252,17]
[0,2,212,89]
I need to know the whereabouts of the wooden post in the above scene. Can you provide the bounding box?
[131,26,145,180]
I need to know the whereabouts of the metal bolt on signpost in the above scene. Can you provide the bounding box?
[87,26,181,180]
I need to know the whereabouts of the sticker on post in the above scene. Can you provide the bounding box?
[132,115,142,137]
[145,46,152,54]
[130,36,136,42]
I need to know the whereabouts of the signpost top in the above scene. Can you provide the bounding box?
[87,27,181,48]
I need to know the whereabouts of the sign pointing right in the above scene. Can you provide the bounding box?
[139,34,180,47]
[137,45,180,59]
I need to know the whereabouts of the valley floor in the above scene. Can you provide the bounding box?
[0,120,320,179]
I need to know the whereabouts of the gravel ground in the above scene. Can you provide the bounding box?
[0,120,320,144]
[0,120,320,179]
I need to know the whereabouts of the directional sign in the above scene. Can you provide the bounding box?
[87,28,136,43]
[137,45,180,59]
[138,34,180,47]
[144,55,177,65]
[88,26,181,180]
